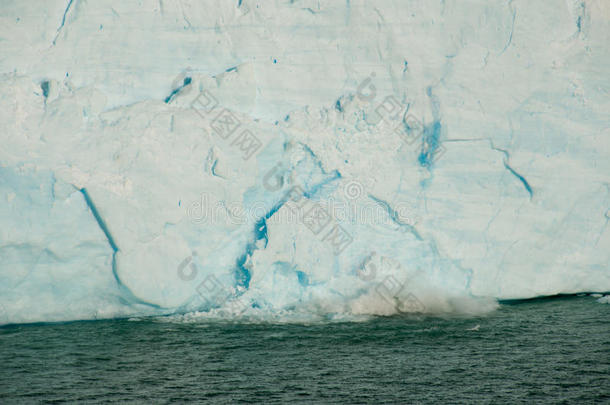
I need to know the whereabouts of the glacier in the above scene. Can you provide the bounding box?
[0,0,609,325]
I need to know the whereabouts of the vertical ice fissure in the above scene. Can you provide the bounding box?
[79,188,161,309]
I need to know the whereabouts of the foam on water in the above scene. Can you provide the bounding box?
[597,295,610,304]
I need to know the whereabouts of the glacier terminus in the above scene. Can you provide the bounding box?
[0,0,609,325]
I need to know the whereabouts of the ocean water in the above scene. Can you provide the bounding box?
[1,296,608,404]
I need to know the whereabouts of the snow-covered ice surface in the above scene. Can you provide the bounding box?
[1,0,609,324]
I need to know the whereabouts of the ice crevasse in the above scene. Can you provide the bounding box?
[0,0,609,324]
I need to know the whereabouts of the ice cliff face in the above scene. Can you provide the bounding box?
[1,0,609,324]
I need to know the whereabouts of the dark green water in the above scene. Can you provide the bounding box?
[1,296,608,404]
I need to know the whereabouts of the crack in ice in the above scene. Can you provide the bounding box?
[79,187,161,309]
[53,0,76,45]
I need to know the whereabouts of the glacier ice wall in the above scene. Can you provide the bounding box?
[0,0,609,324]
